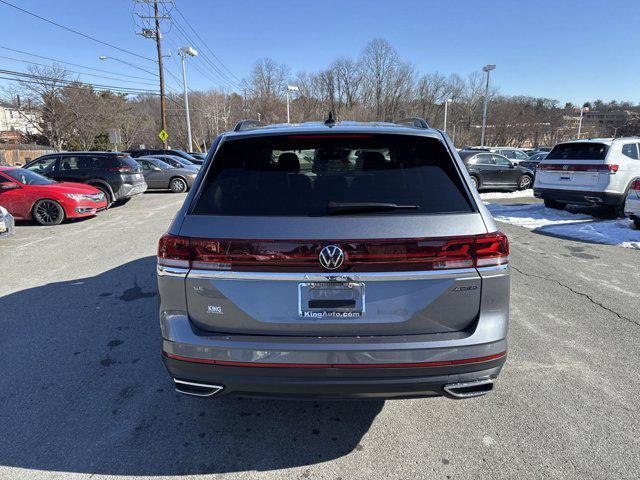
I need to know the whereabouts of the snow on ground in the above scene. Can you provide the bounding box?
[486,202,640,250]
[479,189,535,200]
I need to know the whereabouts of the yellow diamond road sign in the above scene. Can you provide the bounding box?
[158,129,168,142]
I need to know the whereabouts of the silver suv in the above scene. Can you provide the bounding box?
[157,118,510,400]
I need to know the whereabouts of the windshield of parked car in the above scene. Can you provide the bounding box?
[3,168,56,185]
[170,156,193,166]
[546,142,609,160]
[192,134,473,216]
[152,159,174,169]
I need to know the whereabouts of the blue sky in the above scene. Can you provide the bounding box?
[1,0,639,104]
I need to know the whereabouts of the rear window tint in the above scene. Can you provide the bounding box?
[192,134,473,216]
[118,156,142,169]
[546,143,609,160]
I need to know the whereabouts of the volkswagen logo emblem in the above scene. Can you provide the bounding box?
[318,245,344,270]
[563,165,569,171]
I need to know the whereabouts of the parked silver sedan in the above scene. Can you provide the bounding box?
[135,157,198,193]
[624,178,640,229]
[0,205,15,237]
[144,154,200,172]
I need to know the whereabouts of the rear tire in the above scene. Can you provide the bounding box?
[169,177,187,193]
[32,199,65,226]
[604,196,626,219]
[469,175,479,190]
[518,174,533,190]
[544,199,565,210]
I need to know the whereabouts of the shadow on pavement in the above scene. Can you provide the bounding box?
[0,256,382,476]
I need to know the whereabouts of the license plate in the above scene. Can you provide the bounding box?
[298,282,365,318]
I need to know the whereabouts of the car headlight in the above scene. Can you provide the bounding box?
[65,193,86,201]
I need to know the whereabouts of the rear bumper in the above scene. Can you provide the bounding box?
[115,181,147,200]
[162,352,506,399]
[534,187,622,206]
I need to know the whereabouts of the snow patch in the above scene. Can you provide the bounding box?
[480,189,534,200]
[486,203,640,250]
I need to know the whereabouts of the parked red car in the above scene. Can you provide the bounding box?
[0,167,107,225]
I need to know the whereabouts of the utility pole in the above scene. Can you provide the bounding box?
[133,0,170,146]
[153,0,167,148]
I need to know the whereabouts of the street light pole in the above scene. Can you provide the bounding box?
[480,64,496,147]
[178,46,198,151]
[576,106,589,139]
[286,85,299,123]
[443,98,452,133]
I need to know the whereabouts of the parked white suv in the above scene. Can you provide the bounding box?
[534,138,640,217]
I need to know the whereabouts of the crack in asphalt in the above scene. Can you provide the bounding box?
[511,265,639,328]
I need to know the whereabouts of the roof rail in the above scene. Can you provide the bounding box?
[233,119,266,132]
[396,117,430,129]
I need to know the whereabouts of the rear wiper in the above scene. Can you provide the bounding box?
[326,202,419,215]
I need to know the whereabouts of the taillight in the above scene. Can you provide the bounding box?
[107,166,134,173]
[631,179,640,190]
[157,232,509,271]
[474,232,509,267]
[537,163,618,172]
[158,234,191,268]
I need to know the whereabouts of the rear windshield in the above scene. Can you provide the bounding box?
[546,143,609,160]
[118,156,142,169]
[192,134,473,216]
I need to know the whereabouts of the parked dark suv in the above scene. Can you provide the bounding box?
[126,149,202,165]
[24,152,147,206]
[157,118,510,400]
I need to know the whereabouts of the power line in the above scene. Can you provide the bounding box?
[0,0,156,63]
[173,4,242,84]
[171,19,240,89]
[0,45,158,82]
[0,54,159,87]
[0,68,159,95]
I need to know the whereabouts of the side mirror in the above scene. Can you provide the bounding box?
[0,182,20,191]
[509,162,515,168]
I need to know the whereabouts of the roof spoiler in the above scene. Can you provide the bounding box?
[395,117,430,129]
[233,119,266,132]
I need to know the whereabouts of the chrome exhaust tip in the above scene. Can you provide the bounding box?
[173,379,224,397]
[443,378,494,399]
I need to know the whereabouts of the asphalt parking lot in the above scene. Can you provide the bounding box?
[1,192,639,480]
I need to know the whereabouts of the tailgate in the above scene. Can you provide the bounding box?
[177,213,493,337]
[536,161,606,188]
[185,268,481,336]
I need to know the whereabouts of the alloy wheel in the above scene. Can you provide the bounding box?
[519,175,532,190]
[34,200,64,225]
[170,178,187,193]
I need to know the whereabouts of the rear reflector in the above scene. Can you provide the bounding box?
[157,232,509,272]
[537,163,618,172]
[163,350,507,368]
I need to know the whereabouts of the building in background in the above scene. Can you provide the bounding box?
[0,101,41,142]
